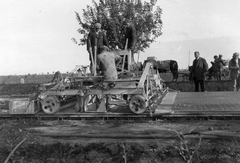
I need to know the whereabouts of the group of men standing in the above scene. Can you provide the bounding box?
[190,51,240,92]
[212,54,225,71]
[86,20,136,75]
[209,54,226,81]
[85,21,240,92]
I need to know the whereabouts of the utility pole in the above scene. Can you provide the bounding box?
[188,51,190,68]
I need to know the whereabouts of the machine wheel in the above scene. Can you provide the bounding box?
[129,95,147,114]
[41,96,60,114]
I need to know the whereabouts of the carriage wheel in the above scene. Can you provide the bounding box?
[129,95,147,114]
[41,96,60,114]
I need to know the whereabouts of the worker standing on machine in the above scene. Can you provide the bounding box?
[123,19,137,71]
[87,23,109,75]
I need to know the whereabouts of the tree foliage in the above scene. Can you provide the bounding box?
[73,0,163,54]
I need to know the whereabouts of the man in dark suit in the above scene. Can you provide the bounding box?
[123,19,137,71]
[124,20,136,52]
[190,51,208,92]
[87,23,109,74]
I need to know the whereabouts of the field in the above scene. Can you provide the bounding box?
[1,119,240,163]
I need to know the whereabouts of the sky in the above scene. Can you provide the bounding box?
[1,0,240,75]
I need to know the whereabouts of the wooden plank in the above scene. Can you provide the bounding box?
[159,92,178,111]
[41,90,79,96]
[104,78,140,82]
[138,62,152,88]
[103,88,143,95]
[41,87,144,96]
[114,82,137,88]
[114,85,137,89]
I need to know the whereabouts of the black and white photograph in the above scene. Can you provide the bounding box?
[0,0,240,162]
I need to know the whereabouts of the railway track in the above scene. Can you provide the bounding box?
[1,90,240,120]
[1,111,240,120]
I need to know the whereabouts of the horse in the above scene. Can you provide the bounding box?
[144,59,179,81]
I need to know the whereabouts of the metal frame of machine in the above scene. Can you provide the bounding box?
[36,60,164,115]
[8,47,166,115]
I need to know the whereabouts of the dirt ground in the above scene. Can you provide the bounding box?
[1,119,240,163]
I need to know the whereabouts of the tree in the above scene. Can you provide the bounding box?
[73,0,162,54]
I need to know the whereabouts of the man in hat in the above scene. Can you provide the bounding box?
[218,54,224,66]
[213,55,218,63]
[87,23,109,75]
[123,19,137,71]
[212,55,219,72]
[189,51,208,92]
[228,52,240,91]
[217,54,225,80]
[124,20,136,52]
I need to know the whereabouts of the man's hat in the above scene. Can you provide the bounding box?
[95,23,101,29]
[233,52,239,57]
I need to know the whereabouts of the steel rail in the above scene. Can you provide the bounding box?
[1,112,240,120]
[0,112,170,119]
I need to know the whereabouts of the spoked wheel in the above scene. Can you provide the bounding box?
[41,96,60,114]
[129,95,147,114]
